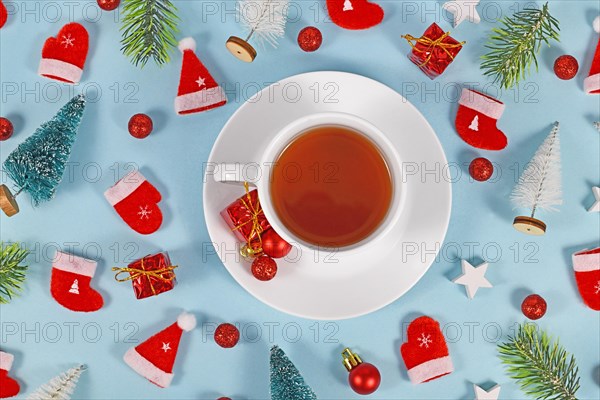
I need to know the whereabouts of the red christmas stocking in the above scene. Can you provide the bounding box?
[572,247,600,311]
[0,1,8,29]
[0,352,20,398]
[400,316,453,384]
[455,89,507,150]
[51,250,104,312]
[326,0,384,30]
[104,171,163,235]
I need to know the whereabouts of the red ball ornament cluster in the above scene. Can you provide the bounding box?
[521,294,547,320]
[97,0,120,11]
[553,55,579,80]
[469,157,493,182]
[342,348,381,395]
[128,113,153,139]
[251,255,278,281]
[297,26,323,52]
[0,117,14,141]
[214,323,240,348]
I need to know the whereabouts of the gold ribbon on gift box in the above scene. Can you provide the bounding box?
[112,257,177,296]
[231,181,265,258]
[401,31,466,67]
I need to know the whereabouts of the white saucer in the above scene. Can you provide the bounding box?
[203,71,451,320]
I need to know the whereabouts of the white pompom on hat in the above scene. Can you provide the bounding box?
[178,37,196,53]
[177,312,197,332]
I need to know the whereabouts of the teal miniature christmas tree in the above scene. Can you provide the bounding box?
[0,94,86,216]
[270,345,317,400]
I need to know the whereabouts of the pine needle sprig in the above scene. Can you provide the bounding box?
[481,2,559,89]
[0,242,29,304]
[498,323,580,400]
[120,0,179,67]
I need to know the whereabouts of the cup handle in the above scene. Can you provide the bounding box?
[211,162,262,185]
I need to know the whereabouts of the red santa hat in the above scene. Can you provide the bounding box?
[124,312,196,388]
[175,37,227,115]
[584,16,600,94]
[38,22,89,84]
[400,316,453,384]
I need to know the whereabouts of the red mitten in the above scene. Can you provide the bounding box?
[326,0,384,30]
[400,316,453,384]
[572,247,600,311]
[0,1,8,29]
[104,171,163,235]
[124,312,196,388]
[455,89,507,150]
[0,352,20,398]
[38,22,89,84]
[175,38,227,115]
[51,250,103,313]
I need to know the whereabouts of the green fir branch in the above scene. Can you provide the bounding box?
[0,242,29,304]
[481,2,559,89]
[498,323,580,400]
[120,0,180,68]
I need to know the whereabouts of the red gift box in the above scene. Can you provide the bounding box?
[220,189,271,248]
[402,23,464,79]
[113,252,177,299]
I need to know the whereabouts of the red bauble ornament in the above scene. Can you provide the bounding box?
[261,229,292,259]
[0,117,14,141]
[251,255,277,281]
[214,323,240,348]
[97,0,120,11]
[521,294,547,320]
[342,348,381,395]
[553,55,578,80]
[217,398,231,400]
[128,113,153,139]
[297,27,322,52]
[469,157,493,182]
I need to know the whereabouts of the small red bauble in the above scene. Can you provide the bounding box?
[297,26,322,52]
[261,229,292,259]
[97,0,120,11]
[469,157,493,182]
[0,117,14,141]
[214,323,240,348]
[128,113,153,139]
[521,294,547,320]
[251,255,277,281]
[553,55,578,80]
[349,363,381,395]
[217,398,231,400]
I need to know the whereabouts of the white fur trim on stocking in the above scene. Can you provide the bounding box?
[459,89,505,119]
[104,171,146,206]
[38,58,83,84]
[573,250,600,272]
[53,250,97,277]
[584,73,600,94]
[0,351,14,371]
[407,355,453,384]
[124,347,174,388]
[175,86,227,114]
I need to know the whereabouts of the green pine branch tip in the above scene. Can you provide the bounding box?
[0,242,30,304]
[481,2,559,89]
[498,322,580,400]
[120,0,180,68]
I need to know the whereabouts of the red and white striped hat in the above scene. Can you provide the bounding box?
[124,312,196,388]
[175,37,227,115]
[584,16,600,94]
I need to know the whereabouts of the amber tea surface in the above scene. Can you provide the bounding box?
[270,125,393,248]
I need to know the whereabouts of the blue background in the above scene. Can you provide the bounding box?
[1,0,599,399]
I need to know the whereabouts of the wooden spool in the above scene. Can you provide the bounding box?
[226,36,257,63]
[513,216,546,236]
[0,184,19,217]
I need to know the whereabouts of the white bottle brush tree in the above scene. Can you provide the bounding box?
[226,0,289,62]
[511,122,562,235]
[27,365,86,400]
